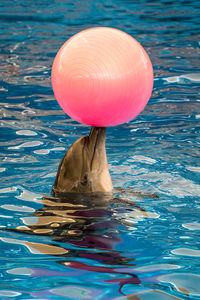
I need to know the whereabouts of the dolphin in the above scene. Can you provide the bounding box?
[52,127,113,195]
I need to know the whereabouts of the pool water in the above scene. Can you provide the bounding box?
[0,0,200,299]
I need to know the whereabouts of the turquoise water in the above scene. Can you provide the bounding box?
[0,0,200,299]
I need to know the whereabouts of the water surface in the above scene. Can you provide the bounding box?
[0,0,200,299]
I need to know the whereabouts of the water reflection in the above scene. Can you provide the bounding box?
[10,192,159,294]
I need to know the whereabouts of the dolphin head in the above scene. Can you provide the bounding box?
[52,127,113,194]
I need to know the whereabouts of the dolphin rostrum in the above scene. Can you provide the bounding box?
[52,127,113,195]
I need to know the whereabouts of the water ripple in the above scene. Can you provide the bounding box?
[0,0,200,299]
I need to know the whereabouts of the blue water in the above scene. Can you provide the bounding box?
[0,0,200,299]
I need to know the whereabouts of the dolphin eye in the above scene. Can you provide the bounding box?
[81,173,89,186]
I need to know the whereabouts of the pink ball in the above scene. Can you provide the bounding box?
[51,27,153,127]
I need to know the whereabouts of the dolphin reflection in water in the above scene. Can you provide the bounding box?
[13,191,159,295]
[6,127,160,296]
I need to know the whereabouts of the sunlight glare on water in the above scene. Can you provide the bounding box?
[0,0,200,299]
